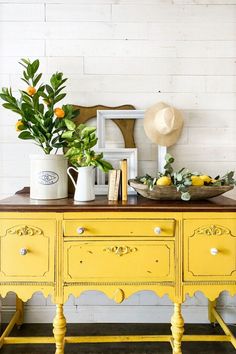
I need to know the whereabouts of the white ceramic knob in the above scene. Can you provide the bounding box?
[210,248,219,256]
[154,227,162,235]
[77,227,85,235]
[19,248,28,256]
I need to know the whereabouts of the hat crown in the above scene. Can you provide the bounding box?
[143,102,184,147]
[154,107,179,135]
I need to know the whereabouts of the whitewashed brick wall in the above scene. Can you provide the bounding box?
[1,0,236,324]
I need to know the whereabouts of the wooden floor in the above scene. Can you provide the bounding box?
[1,323,236,354]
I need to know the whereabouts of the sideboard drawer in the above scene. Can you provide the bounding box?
[0,219,56,282]
[184,219,236,281]
[64,240,174,282]
[63,219,176,238]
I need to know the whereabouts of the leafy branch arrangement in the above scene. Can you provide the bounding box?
[0,58,78,154]
[136,154,236,201]
[62,121,113,173]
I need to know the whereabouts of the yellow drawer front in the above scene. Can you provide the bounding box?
[184,219,236,281]
[0,219,56,282]
[63,219,175,237]
[64,240,174,282]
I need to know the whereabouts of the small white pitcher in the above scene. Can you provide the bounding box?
[67,166,95,201]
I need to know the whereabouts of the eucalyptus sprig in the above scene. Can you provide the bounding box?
[62,122,113,173]
[0,58,78,154]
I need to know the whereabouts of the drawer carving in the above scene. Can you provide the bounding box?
[103,245,137,256]
[196,224,230,236]
[64,240,174,282]
[63,219,175,237]
[7,225,43,237]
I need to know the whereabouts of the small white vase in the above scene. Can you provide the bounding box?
[30,154,68,200]
[67,166,95,202]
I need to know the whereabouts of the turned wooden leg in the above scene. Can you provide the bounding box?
[171,303,184,354]
[208,300,217,325]
[53,304,66,354]
[16,296,24,328]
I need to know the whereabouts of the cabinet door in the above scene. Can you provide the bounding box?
[0,219,56,282]
[184,219,236,281]
[64,240,174,283]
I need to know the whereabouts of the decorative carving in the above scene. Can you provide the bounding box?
[113,288,125,303]
[65,281,175,286]
[195,224,230,236]
[184,281,236,286]
[103,245,137,256]
[7,225,43,236]
[0,281,54,286]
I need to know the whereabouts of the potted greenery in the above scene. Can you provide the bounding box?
[62,122,113,201]
[0,58,78,199]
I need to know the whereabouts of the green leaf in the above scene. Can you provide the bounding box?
[38,103,44,114]
[31,59,39,75]
[65,146,79,157]
[46,85,54,95]
[18,131,34,140]
[181,192,191,201]
[50,72,63,90]
[55,86,66,96]
[64,119,76,131]
[61,130,74,140]
[176,173,183,182]
[2,103,21,113]
[165,153,175,163]
[23,70,29,81]
[21,93,32,104]
[27,63,33,78]
[20,58,30,66]
[52,142,63,148]
[33,73,42,87]
[54,93,66,104]
[44,117,52,127]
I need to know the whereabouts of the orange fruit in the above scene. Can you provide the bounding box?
[16,120,24,131]
[26,86,36,96]
[54,107,65,118]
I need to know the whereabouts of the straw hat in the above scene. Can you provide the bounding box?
[144,102,184,147]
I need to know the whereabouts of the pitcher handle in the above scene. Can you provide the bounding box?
[67,166,78,189]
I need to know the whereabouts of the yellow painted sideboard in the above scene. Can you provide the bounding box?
[0,193,236,353]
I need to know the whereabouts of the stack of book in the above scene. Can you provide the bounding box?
[108,159,128,201]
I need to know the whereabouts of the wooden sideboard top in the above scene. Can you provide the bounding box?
[0,189,236,212]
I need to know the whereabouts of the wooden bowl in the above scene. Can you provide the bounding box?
[128,179,234,200]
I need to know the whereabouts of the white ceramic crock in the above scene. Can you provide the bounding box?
[30,154,68,200]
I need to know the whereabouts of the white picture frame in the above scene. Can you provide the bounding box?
[96,109,167,173]
[94,148,138,195]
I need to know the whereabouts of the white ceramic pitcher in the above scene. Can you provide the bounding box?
[67,166,95,201]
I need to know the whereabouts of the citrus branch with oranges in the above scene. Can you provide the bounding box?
[0,58,79,154]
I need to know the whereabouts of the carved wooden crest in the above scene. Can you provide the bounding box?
[195,224,230,236]
[7,225,43,236]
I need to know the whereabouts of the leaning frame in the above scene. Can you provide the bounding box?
[96,109,167,174]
